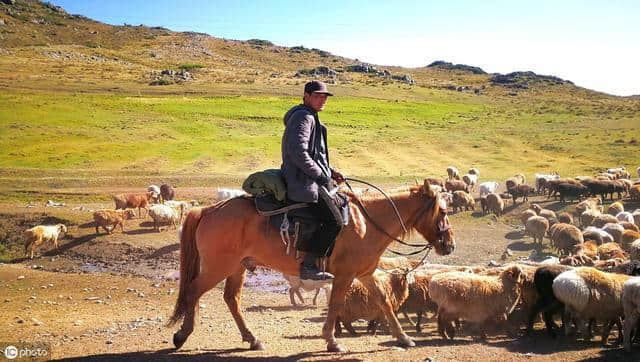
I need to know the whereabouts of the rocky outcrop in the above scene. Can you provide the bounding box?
[490,71,573,88]
[427,61,487,75]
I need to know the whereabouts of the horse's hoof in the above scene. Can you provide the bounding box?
[173,332,187,350]
[398,335,415,348]
[250,340,266,351]
[327,342,347,353]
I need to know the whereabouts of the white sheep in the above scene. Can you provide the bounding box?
[582,226,614,245]
[462,173,478,192]
[216,187,246,200]
[24,224,67,259]
[478,181,499,197]
[553,267,629,345]
[617,211,635,224]
[282,274,331,306]
[148,204,181,231]
[148,184,161,201]
[446,166,460,180]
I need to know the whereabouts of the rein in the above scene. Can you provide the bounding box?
[345,178,439,256]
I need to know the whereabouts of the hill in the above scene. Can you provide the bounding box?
[0,0,639,194]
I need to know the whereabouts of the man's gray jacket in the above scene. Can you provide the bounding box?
[281,104,331,203]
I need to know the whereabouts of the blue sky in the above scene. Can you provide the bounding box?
[51,0,639,96]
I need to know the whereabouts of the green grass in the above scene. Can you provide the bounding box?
[0,89,638,190]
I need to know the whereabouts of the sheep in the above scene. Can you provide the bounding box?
[607,201,625,216]
[622,230,640,251]
[336,270,410,336]
[507,184,532,205]
[468,167,480,176]
[446,166,460,180]
[553,267,630,345]
[113,192,154,218]
[582,226,614,245]
[527,264,573,337]
[630,240,640,262]
[462,173,478,192]
[444,180,468,193]
[634,209,640,226]
[531,203,557,221]
[623,276,640,351]
[93,209,136,234]
[602,223,625,243]
[160,183,175,202]
[520,209,537,227]
[598,242,627,261]
[621,222,640,232]
[148,204,181,232]
[535,173,560,194]
[478,181,499,197]
[557,212,574,225]
[451,190,475,213]
[581,179,623,201]
[549,223,584,256]
[617,211,635,224]
[572,241,599,260]
[557,182,589,203]
[485,193,504,216]
[631,185,640,201]
[607,167,627,174]
[216,187,246,200]
[429,265,524,339]
[580,209,601,228]
[282,274,331,306]
[575,196,602,216]
[593,214,619,228]
[526,216,549,245]
[505,176,521,191]
[147,184,161,200]
[24,224,67,259]
[163,200,191,223]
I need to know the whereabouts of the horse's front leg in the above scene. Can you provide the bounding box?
[322,275,354,352]
[359,274,415,348]
[224,268,265,350]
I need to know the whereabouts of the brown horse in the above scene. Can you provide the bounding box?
[168,180,455,353]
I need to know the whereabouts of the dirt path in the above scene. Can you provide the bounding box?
[1,194,639,361]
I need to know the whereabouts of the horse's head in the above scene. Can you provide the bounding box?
[413,180,455,256]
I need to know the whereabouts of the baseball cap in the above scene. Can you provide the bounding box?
[304,80,333,96]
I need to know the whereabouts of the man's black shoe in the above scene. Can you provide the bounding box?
[300,263,334,281]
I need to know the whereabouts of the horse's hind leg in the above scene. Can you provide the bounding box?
[224,268,265,350]
[173,271,227,349]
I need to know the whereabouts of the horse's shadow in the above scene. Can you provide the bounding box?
[49,347,354,362]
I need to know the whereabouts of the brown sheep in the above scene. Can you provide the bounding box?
[572,241,599,260]
[557,212,574,225]
[508,184,532,204]
[602,223,624,243]
[593,214,618,228]
[24,224,67,259]
[336,270,410,336]
[93,209,136,234]
[621,230,640,251]
[598,242,627,260]
[525,216,549,245]
[531,203,557,221]
[629,185,640,201]
[620,221,639,232]
[549,223,584,256]
[485,193,504,216]
[113,191,155,218]
[580,209,601,228]
[445,180,468,193]
[429,265,524,339]
[451,190,475,213]
[160,183,175,202]
[575,197,602,216]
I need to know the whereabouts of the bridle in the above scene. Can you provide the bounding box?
[345,178,450,256]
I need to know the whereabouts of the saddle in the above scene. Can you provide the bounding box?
[253,188,350,257]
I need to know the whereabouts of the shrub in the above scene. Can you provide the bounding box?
[179,63,204,71]
[247,39,273,46]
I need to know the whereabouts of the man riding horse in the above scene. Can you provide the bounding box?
[281,80,345,281]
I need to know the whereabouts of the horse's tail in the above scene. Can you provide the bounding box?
[167,206,205,326]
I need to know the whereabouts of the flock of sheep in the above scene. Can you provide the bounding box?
[288,165,640,352]
[22,184,245,259]
[20,164,640,352]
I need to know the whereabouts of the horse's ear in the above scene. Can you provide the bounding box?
[423,179,435,197]
[414,179,420,186]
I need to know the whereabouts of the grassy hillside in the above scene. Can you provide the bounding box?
[0,1,639,193]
